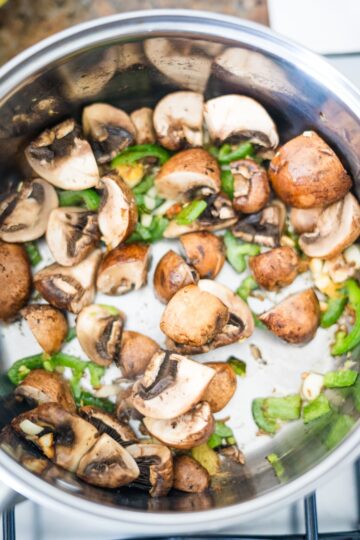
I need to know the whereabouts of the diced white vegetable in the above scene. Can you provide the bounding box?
[20,419,44,436]
[153,199,177,216]
[301,372,324,401]
[144,195,157,210]
[344,245,360,268]
[141,213,153,227]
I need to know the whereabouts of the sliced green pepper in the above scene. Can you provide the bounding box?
[324,370,358,388]
[224,231,260,273]
[111,144,170,167]
[207,421,234,449]
[175,200,207,225]
[132,175,155,195]
[227,357,246,377]
[264,394,302,421]
[253,312,267,330]
[218,142,255,164]
[332,279,360,356]
[320,295,347,328]
[207,433,223,449]
[325,414,355,450]
[127,216,169,243]
[76,392,115,413]
[8,354,45,385]
[220,170,234,199]
[58,189,101,211]
[237,275,259,301]
[267,453,285,479]
[252,398,278,434]
[24,242,42,266]
[303,394,331,424]
[65,327,77,343]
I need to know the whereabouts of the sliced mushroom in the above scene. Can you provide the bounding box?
[202,362,237,413]
[46,207,99,267]
[249,246,301,291]
[82,103,136,164]
[299,193,360,259]
[143,402,214,450]
[15,369,76,412]
[269,131,352,208]
[259,288,320,344]
[98,172,138,249]
[21,304,68,354]
[173,454,210,493]
[79,405,136,446]
[0,242,32,321]
[204,94,279,149]
[232,200,286,247]
[153,91,203,150]
[160,284,229,347]
[130,107,156,145]
[96,243,150,295]
[25,119,99,190]
[0,179,58,242]
[127,442,173,497]
[76,304,125,366]
[290,207,322,234]
[153,250,198,303]
[118,331,160,379]
[231,159,270,214]
[77,433,139,488]
[34,249,101,314]
[131,350,215,419]
[12,403,99,471]
[180,231,225,279]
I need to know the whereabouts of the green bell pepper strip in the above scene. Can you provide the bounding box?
[237,275,259,301]
[111,144,170,167]
[264,394,302,421]
[175,200,207,225]
[76,392,115,413]
[320,295,347,328]
[58,189,101,211]
[267,453,285,479]
[207,145,220,159]
[253,313,267,330]
[224,231,260,273]
[218,142,255,164]
[220,170,234,199]
[207,422,234,449]
[214,421,233,438]
[352,376,360,412]
[65,327,77,343]
[24,242,42,266]
[207,433,223,449]
[227,357,246,377]
[332,279,360,355]
[302,394,331,424]
[132,175,154,195]
[252,398,278,434]
[324,370,358,388]
[324,414,355,450]
[127,216,169,243]
[8,354,45,385]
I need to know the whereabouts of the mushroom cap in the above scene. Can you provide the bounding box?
[173,454,210,493]
[118,330,160,379]
[155,148,220,202]
[153,91,204,150]
[232,200,286,247]
[82,103,136,164]
[15,369,76,412]
[231,159,270,214]
[153,250,198,304]
[0,179,58,243]
[77,433,139,488]
[160,284,229,346]
[0,242,32,321]
[21,304,68,355]
[25,119,99,190]
[269,131,352,208]
[34,249,101,314]
[290,207,322,234]
[204,94,279,148]
[180,231,225,279]
[249,246,300,291]
[202,362,237,413]
[130,107,156,145]
[76,304,125,366]
[126,442,173,497]
[96,243,150,295]
[299,193,360,259]
[98,172,138,249]
[259,288,320,344]
[131,350,215,419]
[46,207,99,267]
[143,401,214,450]
[79,405,137,445]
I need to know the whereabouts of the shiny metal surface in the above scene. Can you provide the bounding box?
[0,9,360,534]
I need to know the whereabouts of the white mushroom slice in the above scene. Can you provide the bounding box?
[98,172,138,249]
[46,207,99,266]
[82,103,136,163]
[143,402,214,450]
[0,179,58,242]
[126,443,173,497]
[232,200,286,247]
[25,119,99,190]
[299,193,360,259]
[34,249,101,314]
[79,405,136,444]
[204,94,279,149]
[290,207,322,234]
[76,304,125,366]
[131,350,215,419]
[21,304,68,355]
[130,107,156,145]
[153,91,204,150]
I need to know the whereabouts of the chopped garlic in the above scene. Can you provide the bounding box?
[141,213,153,227]
[344,245,360,268]
[280,235,295,248]
[144,194,157,210]
[19,419,44,436]
[153,199,177,216]
[301,372,324,401]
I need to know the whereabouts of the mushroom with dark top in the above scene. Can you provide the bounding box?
[249,246,301,291]
[118,331,160,379]
[231,159,270,214]
[153,250,198,303]
[180,231,225,279]
[202,362,237,413]
[15,370,76,412]
[126,442,173,497]
[79,405,136,446]
[232,200,286,247]
[173,455,210,493]
[0,242,32,321]
[21,304,68,355]
[130,107,156,145]
[290,207,322,234]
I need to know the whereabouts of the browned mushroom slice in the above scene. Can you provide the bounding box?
[249,246,301,291]
[0,242,32,321]
[34,249,101,314]
[96,243,150,295]
[79,406,136,446]
[77,433,139,488]
[180,231,225,279]
[127,443,173,497]
[25,119,99,190]
[130,107,156,145]
[46,207,99,267]
[231,159,270,214]
[269,131,352,208]
[118,331,160,379]
[131,350,215,419]
[76,304,125,366]
[98,172,138,249]
[173,455,210,493]
[153,250,198,303]
[259,288,320,344]
[21,304,68,354]
[202,362,237,413]
[299,193,360,259]
[232,200,286,247]
[0,179,58,242]
[143,402,214,450]
[82,103,136,163]
[290,207,322,234]
[155,148,220,202]
[12,403,99,471]
[15,370,76,412]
